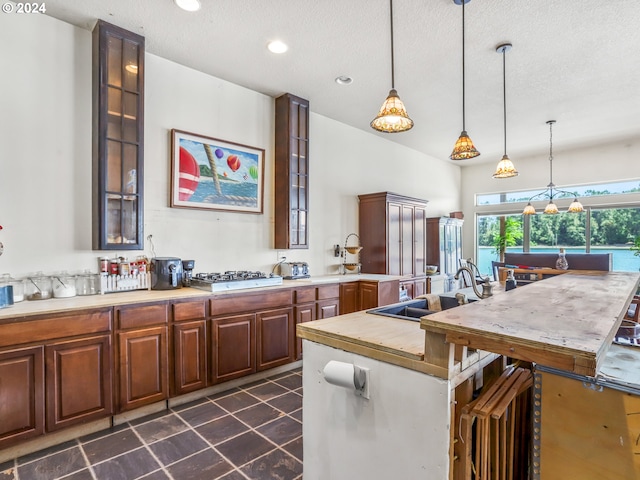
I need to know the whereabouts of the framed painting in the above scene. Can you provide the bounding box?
[170,129,265,213]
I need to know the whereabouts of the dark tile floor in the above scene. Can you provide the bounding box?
[0,369,303,480]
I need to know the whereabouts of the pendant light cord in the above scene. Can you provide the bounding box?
[548,120,555,197]
[389,0,395,89]
[502,48,507,156]
[461,0,466,130]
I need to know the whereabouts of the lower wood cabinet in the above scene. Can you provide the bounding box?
[294,303,315,360]
[400,276,426,300]
[173,320,207,395]
[256,308,294,371]
[340,280,399,315]
[45,335,112,431]
[117,326,168,412]
[0,346,44,449]
[171,299,207,396]
[115,303,169,412]
[211,313,256,384]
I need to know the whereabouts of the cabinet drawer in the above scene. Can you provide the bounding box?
[116,303,168,330]
[172,300,206,322]
[317,284,339,300]
[294,288,315,304]
[210,290,292,316]
[0,309,112,349]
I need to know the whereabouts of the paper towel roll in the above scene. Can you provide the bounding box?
[323,360,357,390]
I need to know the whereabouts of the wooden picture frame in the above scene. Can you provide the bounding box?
[170,129,265,213]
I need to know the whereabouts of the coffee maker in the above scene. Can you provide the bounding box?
[182,259,195,287]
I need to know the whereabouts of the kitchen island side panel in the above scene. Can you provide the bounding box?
[302,340,450,480]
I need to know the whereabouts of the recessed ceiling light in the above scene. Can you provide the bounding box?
[174,0,201,12]
[267,40,288,54]
[335,76,353,85]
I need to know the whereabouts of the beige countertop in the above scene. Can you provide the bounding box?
[0,273,402,320]
[298,271,640,378]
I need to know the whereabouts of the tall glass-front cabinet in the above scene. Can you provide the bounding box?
[274,93,309,249]
[92,20,145,250]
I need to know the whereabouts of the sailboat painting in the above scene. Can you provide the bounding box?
[170,129,265,213]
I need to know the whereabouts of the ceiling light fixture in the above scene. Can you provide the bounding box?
[450,0,480,160]
[174,0,201,12]
[267,40,288,54]
[370,0,414,133]
[492,43,518,179]
[335,76,353,85]
[522,120,584,215]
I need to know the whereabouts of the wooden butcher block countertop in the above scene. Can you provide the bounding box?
[420,271,640,377]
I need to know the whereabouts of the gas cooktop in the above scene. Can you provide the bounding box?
[190,271,283,292]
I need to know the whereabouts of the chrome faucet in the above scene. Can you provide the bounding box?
[454,265,493,299]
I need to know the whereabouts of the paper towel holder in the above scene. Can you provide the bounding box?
[322,360,370,399]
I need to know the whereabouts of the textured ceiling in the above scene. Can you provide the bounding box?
[45,0,640,166]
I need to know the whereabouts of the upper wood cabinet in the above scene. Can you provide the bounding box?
[275,93,309,249]
[92,20,145,250]
[359,192,428,278]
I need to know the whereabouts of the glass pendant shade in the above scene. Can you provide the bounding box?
[544,201,559,215]
[450,131,480,160]
[370,89,414,133]
[492,154,518,179]
[568,199,584,213]
[523,203,536,215]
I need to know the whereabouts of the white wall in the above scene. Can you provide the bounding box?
[460,139,640,259]
[0,13,461,278]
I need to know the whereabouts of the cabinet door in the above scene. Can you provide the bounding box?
[45,335,113,431]
[92,20,145,250]
[387,203,402,275]
[400,280,415,300]
[211,314,256,384]
[294,303,315,360]
[317,299,339,319]
[414,206,426,276]
[256,308,294,371]
[339,282,359,315]
[401,205,414,275]
[0,346,44,449]
[173,320,207,396]
[414,277,427,298]
[117,326,167,412]
[358,282,379,311]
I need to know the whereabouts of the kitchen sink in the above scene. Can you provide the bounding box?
[368,294,478,321]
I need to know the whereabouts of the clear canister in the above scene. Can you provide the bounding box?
[52,272,77,298]
[26,273,53,300]
[0,274,25,302]
[76,272,100,296]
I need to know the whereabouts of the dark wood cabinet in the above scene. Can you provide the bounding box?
[45,335,112,431]
[211,314,256,383]
[275,93,310,249]
[0,346,44,449]
[359,192,428,278]
[115,303,168,412]
[340,280,401,315]
[256,308,294,371]
[92,20,145,250]
[171,300,207,396]
[294,302,315,360]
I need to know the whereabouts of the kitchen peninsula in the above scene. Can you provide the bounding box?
[297,270,640,480]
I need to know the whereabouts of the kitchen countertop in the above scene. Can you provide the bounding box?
[0,273,403,320]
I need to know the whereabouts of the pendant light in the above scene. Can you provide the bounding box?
[450,0,480,160]
[522,120,584,215]
[492,43,518,178]
[370,0,414,133]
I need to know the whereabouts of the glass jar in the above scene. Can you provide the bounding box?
[26,273,52,300]
[76,272,100,296]
[0,273,25,302]
[556,248,569,270]
[52,273,77,298]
